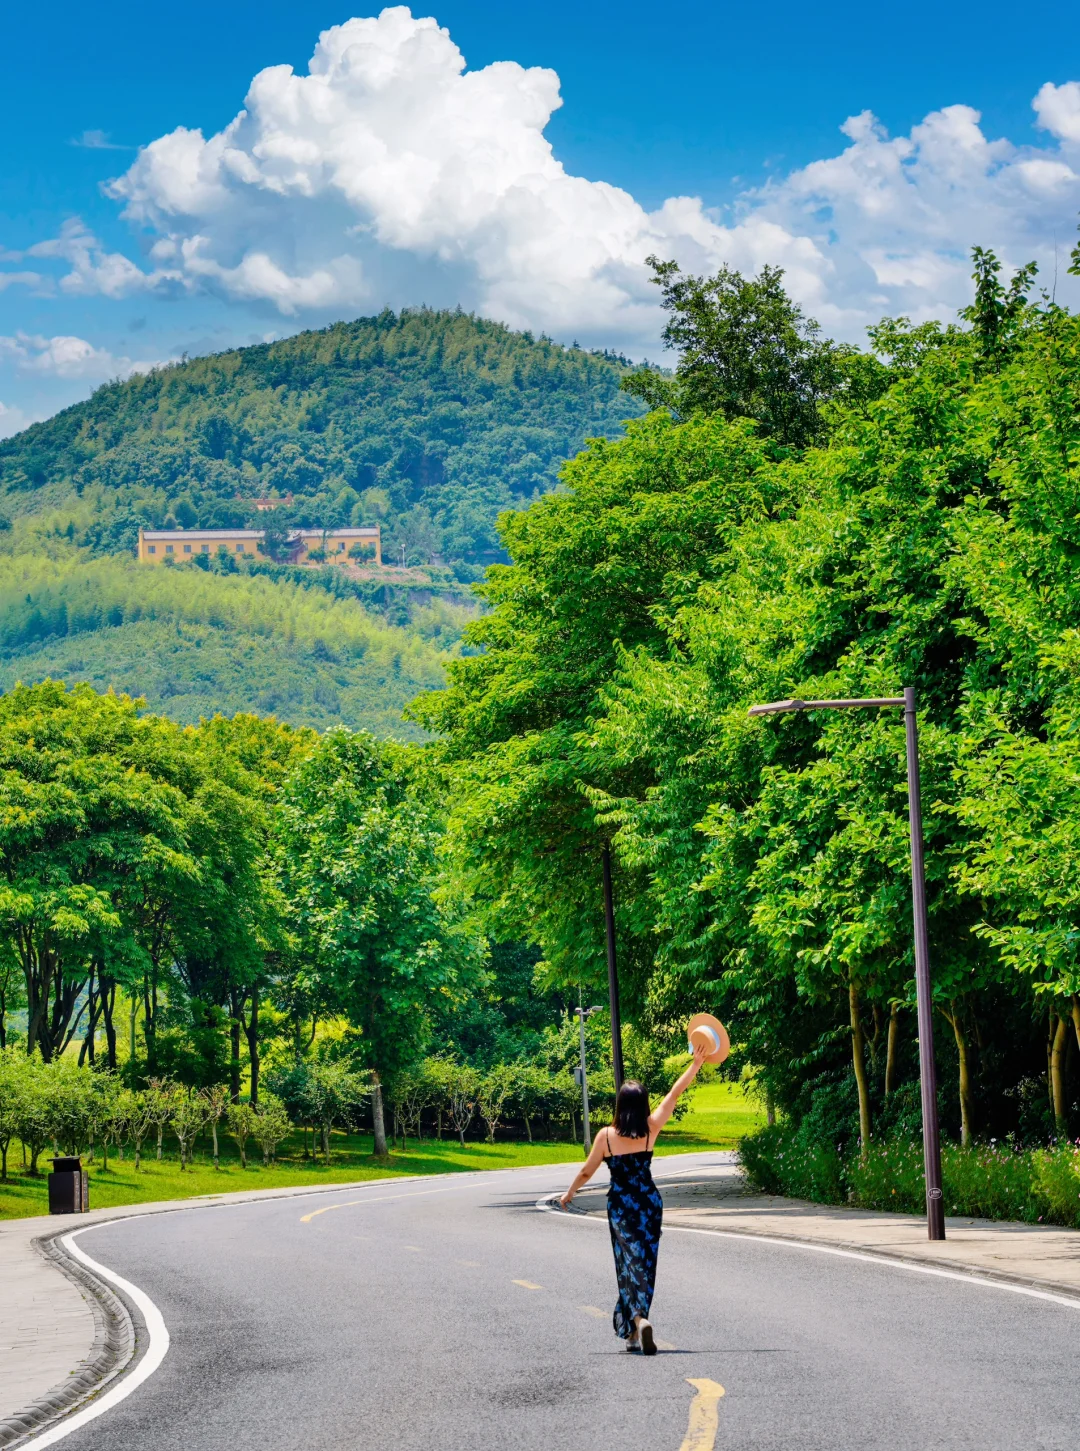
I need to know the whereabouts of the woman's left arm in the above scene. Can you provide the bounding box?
[559,1130,608,1208]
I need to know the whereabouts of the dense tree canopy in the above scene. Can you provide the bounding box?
[424,248,1080,1153]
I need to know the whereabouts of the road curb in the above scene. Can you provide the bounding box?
[660,1217,1080,1305]
[0,1233,135,1451]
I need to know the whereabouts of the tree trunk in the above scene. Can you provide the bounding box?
[849,979,872,1159]
[371,1079,388,1157]
[766,1088,776,1127]
[1050,1014,1069,1137]
[79,965,98,1067]
[322,1123,330,1164]
[229,995,242,1103]
[100,976,117,1070]
[524,1113,532,1143]
[944,1002,974,1148]
[1072,996,1080,1054]
[156,1125,164,1161]
[245,992,260,1105]
[212,1120,220,1170]
[884,1004,899,1097]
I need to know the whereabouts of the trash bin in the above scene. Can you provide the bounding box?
[48,1156,89,1214]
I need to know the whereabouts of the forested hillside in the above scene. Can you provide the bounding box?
[0,310,638,732]
[0,309,638,566]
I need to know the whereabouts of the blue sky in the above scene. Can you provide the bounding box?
[3,1,1080,434]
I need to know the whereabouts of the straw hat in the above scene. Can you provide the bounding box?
[686,1012,730,1065]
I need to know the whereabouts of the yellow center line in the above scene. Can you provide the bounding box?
[512,1279,543,1290]
[404,1245,423,1252]
[679,1379,725,1451]
[299,1184,460,1223]
[580,1305,606,1319]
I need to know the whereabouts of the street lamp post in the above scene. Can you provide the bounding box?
[573,1006,603,1152]
[748,687,946,1241]
[601,843,626,1090]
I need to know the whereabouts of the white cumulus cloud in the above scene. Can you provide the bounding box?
[3,8,1080,348]
[0,332,162,381]
[0,401,41,440]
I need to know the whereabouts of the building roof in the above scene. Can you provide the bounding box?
[140,526,380,542]
[296,527,379,538]
[141,529,263,541]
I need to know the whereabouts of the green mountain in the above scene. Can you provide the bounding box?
[0,310,639,736]
[0,308,638,566]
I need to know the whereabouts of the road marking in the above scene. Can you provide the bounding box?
[404,1245,423,1252]
[512,1279,542,1290]
[457,1258,480,1267]
[580,1305,606,1318]
[17,1229,171,1449]
[300,1183,460,1222]
[535,1194,1080,1314]
[678,1379,725,1451]
[656,1338,678,1351]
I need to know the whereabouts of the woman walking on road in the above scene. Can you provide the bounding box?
[560,1042,711,1354]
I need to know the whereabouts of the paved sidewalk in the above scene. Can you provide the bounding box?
[582,1160,1080,1300]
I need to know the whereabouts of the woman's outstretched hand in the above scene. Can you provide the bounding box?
[559,1190,574,1209]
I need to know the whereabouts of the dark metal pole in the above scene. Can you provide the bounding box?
[601,843,625,1089]
[903,686,946,1241]
[576,1009,593,1153]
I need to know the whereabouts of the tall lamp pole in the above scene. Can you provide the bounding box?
[573,1005,602,1152]
[748,688,946,1241]
[601,843,626,1090]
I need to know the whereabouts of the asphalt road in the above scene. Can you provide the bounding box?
[48,1153,1080,1451]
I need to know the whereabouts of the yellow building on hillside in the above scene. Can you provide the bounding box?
[137,526,381,566]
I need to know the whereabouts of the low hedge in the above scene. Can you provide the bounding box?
[739,1123,1080,1228]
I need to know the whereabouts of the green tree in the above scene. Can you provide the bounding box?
[621,256,880,446]
[273,729,480,1155]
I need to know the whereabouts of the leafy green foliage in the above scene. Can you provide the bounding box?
[426,251,1080,1153]
[621,256,888,446]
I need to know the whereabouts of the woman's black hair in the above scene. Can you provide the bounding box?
[613,1079,651,1139]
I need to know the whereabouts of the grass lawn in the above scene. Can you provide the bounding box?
[0,1080,763,1221]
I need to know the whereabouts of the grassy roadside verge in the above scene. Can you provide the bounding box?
[0,1082,763,1221]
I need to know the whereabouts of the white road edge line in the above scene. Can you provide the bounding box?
[534,1194,1080,1313]
[16,1228,171,1450]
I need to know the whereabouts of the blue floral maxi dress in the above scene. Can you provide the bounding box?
[605,1137,663,1339]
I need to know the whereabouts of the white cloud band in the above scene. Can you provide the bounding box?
[3,8,1080,347]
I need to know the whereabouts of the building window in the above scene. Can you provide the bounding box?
[235,543,245,553]
[148,545,156,554]
[338,542,345,552]
[183,545,191,554]
[201,545,210,554]
[165,545,174,554]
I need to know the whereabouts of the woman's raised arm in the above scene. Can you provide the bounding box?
[647,1043,709,1137]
